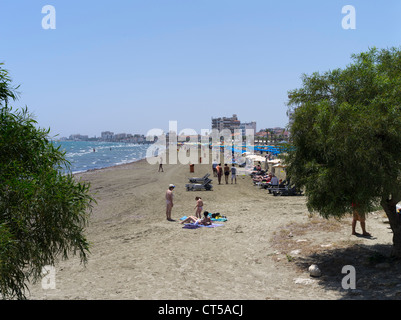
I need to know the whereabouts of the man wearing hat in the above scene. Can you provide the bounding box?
[165,184,175,221]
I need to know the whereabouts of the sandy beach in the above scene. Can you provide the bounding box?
[26,151,401,300]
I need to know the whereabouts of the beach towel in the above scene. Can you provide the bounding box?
[211,217,227,222]
[180,215,227,223]
[208,213,228,222]
[182,223,224,229]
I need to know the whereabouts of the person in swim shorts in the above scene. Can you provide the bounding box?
[216,163,222,184]
[165,184,175,221]
[224,164,230,184]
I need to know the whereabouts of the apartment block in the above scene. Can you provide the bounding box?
[211,114,241,133]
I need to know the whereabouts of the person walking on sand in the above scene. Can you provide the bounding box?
[212,162,218,177]
[158,156,164,172]
[224,164,230,184]
[194,196,203,218]
[231,164,237,184]
[351,202,371,237]
[165,184,175,221]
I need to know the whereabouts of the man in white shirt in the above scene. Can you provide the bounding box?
[270,174,279,186]
[231,164,237,184]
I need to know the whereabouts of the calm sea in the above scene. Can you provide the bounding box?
[55,141,151,174]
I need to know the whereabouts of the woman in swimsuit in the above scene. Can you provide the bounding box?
[181,212,212,226]
[194,197,203,218]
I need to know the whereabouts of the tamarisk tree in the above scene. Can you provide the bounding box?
[0,63,95,299]
[286,47,401,258]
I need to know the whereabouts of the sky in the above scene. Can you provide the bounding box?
[1,0,401,138]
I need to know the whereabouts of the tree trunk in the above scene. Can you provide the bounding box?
[381,198,401,259]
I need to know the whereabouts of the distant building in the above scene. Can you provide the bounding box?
[240,121,256,137]
[132,134,146,144]
[69,134,89,141]
[114,133,127,140]
[62,131,150,144]
[211,114,241,133]
[101,131,114,141]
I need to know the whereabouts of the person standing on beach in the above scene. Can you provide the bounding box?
[351,202,371,237]
[212,162,218,177]
[165,184,175,221]
[158,156,164,172]
[224,164,230,184]
[194,196,203,218]
[216,163,222,184]
[231,164,237,184]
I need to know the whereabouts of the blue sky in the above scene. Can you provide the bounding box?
[1,0,401,138]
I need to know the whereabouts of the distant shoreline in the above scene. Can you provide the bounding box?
[72,156,151,176]
[54,141,152,176]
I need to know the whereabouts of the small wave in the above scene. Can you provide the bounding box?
[66,151,93,157]
[58,141,150,174]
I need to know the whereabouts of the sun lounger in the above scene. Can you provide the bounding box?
[188,173,210,183]
[265,183,280,193]
[272,185,303,196]
[185,178,213,191]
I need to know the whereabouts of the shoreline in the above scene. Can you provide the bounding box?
[56,140,152,175]
[69,142,277,177]
[72,156,150,176]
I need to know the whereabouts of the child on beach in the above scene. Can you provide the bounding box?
[194,196,203,218]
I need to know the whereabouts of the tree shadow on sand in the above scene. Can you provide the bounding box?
[294,243,401,300]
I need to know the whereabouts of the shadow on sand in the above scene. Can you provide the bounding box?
[294,243,401,300]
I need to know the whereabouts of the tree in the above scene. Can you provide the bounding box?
[0,63,95,299]
[286,47,401,258]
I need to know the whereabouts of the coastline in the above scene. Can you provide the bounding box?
[71,156,150,176]
[56,140,151,175]
[27,150,398,300]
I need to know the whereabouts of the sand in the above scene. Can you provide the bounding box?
[26,151,401,300]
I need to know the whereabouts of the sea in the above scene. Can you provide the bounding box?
[55,141,152,174]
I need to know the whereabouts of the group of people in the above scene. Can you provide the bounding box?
[180,211,212,227]
[182,196,213,226]
[212,163,237,185]
[166,172,372,237]
[249,166,372,237]
[165,186,212,226]
[252,170,281,189]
